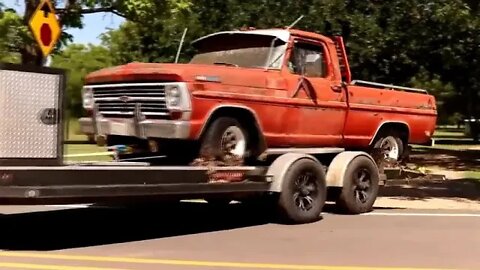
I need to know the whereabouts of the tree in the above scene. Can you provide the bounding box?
[7,0,192,66]
[93,0,480,124]
[51,43,113,117]
[0,6,29,63]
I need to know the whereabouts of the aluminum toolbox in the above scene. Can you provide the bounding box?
[0,63,65,166]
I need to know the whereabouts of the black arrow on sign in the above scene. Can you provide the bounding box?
[40,2,52,18]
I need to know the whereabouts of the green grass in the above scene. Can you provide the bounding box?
[419,127,479,151]
[464,171,480,180]
[432,129,466,138]
[62,118,113,162]
[64,144,113,162]
[410,126,480,179]
[65,118,90,141]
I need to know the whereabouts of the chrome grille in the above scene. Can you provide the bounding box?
[90,84,169,119]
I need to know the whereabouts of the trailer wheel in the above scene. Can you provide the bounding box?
[335,155,379,214]
[276,158,326,224]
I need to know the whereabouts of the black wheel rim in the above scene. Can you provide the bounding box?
[293,170,318,211]
[354,168,372,204]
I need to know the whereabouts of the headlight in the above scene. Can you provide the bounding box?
[164,83,191,111]
[165,85,181,107]
[82,87,94,109]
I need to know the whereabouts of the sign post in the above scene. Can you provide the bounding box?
[28,0,61,60]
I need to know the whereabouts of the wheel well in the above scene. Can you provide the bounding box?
[200,107,267,157]
[371,122,410,146]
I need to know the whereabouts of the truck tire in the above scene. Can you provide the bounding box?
[200,117,250,163]
[276,158,326,224]
[372,131,405,161]
[335,155,379,214]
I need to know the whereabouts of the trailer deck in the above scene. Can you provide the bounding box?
[0,163,272,202]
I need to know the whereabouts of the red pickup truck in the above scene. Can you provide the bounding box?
[80,28,437,164]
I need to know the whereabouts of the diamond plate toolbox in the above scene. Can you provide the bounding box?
[0,63,65,165]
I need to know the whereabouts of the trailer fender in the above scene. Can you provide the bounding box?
[266,153,323,192]
[325,151,378,187]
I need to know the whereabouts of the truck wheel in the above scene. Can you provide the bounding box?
[373,133,404,161]
[335,155,379,214]
[200,117,249,163]
[276,158,326,224]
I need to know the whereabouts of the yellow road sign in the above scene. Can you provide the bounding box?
[28,0,61,58]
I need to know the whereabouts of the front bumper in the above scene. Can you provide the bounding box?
[79,117,190,139]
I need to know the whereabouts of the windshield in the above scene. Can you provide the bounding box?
[189,33,287,69]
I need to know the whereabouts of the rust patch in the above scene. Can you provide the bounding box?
[416,104,432,109]
[190,152,245,183]
[357,98,377,105]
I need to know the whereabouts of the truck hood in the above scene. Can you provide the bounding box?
[85,62,286,90]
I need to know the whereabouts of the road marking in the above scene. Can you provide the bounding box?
[363,212,480,217]
[0,252,452,270]
[0,262,126,270]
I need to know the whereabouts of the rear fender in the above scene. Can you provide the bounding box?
[267,153,323,192]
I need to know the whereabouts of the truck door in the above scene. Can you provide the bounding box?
[284,39,347,146]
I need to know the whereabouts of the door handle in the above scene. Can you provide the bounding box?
[331,85,343,93]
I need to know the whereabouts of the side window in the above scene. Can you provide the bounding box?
[288,42,328,78]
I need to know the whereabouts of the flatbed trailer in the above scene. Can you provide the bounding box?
[0,63,385,224]
[0,150,385,224]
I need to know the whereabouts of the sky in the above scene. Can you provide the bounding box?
[3,0,125,45]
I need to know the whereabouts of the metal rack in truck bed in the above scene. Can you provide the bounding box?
[0,63,384,224]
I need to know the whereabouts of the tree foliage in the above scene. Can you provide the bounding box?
[51,43,113,117]
[1,0,478,123]
[0,0,192,65]
[99,0,479,124]
[0,7,26,63]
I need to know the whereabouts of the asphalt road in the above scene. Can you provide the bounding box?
[0,202,479,270]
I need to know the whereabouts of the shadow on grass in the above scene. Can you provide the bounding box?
[432,139,479,145]
[409,146,480,171]
[380,178,480,202]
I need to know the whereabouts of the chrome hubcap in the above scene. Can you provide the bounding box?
[221,126,246,157]
[380,136,399,160]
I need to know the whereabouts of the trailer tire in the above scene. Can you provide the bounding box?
[276,158,326,224]
[335,155,379,214]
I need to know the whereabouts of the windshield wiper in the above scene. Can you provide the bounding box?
[213,62,239,67]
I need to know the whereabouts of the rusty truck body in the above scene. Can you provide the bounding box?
[79,28,437,164]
